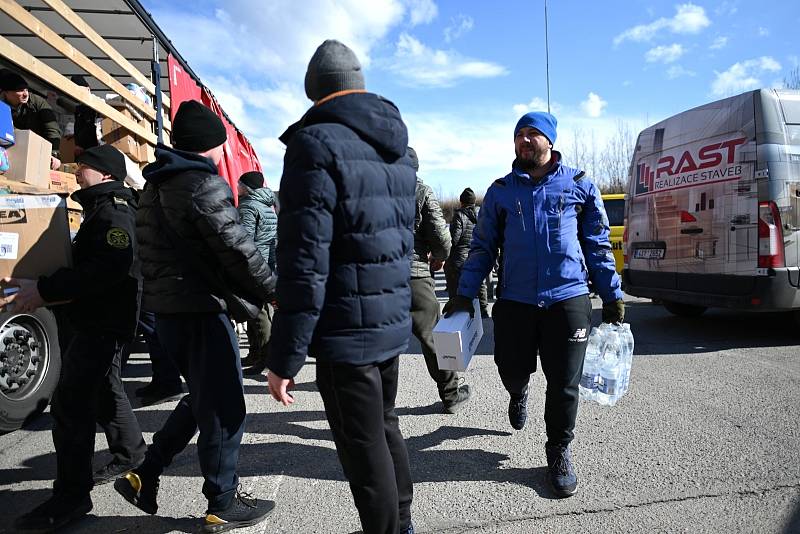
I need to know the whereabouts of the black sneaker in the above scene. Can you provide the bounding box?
[508,392,528,430]
[240,353,262,368]
[114,470,159,515]
[93,459,142,485]
[399,522,415,534]
[140,386,184,407]
[203,487,275,533]
[545,444,578,497]
[14,494,92,532]
[442,384,471,414]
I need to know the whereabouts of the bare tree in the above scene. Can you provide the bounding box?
[785,66,800,90]
[599,120,635,193]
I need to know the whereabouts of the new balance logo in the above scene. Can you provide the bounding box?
[570,328,588,342]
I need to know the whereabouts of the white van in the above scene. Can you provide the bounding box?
[622,89,800,321]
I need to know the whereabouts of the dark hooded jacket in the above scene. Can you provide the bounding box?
[446,204,478,270]
[238,186,278,270]
[136,145,275,316]
[37,181,140,339]
[266,92,416,378]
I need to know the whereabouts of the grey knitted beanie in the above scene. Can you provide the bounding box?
[304,40,365,102]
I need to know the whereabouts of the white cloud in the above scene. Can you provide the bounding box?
[512,96,558,116]
[645,44,685,63]
[757,26,770,37]
[666,65,696,79]
[614,3,711,45]
[711,56,781,96]
[444,14,474,43]
[405,0,438,26]
[709,36,728,50]
[714,2,738,16]
[581,92,608,118]
[151,0,407,83]
[388,33,508,87]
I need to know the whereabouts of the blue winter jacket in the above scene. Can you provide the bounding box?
[458,153,623,307]
[266,92,416,379]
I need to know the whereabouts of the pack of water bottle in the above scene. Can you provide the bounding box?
[579,322,634,406]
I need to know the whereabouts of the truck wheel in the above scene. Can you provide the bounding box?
[0,309,60,433]
[663,300,707,317]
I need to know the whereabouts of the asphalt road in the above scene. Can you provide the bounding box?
[1,276,799,534]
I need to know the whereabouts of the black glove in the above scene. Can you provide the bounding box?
[602,299,625,324]
[443,295,474,318]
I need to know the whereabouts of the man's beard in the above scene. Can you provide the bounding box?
[514,145,549,171]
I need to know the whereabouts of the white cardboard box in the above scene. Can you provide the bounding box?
[433,299,484,371]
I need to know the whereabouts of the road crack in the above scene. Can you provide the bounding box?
[430,482,800,532]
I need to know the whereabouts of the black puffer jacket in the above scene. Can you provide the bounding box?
[411,179,451,278]
[136,145,275,316]
[267,92,416,379]
[446,205,478,270]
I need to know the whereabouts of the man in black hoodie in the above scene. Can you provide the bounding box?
[113,101,276,532]
[445,187,489,317]
[5,145,144,531]
[266,40,416,534]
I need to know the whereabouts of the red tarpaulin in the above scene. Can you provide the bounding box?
[167,54,262,196]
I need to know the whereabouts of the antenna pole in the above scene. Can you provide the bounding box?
[544,0,551,113]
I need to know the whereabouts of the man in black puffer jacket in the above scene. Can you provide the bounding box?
[266,40,416,534]
[445,188,488,316]
[114,101,276,532]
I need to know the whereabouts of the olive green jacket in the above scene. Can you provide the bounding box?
[2,92,61,154]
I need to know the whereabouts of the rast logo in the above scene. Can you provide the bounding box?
[635,137,747,196]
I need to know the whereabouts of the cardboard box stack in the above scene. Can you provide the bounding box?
[4,129,51,188]
[48,171,79,194]
[0,185,72,279]
[100,99,153,164]
[59,135,76,163]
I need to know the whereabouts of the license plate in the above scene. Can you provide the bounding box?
[634,248,665,259]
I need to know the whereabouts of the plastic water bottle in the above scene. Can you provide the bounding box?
[596,330,623,406]
[617,323,634,396]
[579,327,603,401]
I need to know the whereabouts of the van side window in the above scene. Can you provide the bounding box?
[654,128,665,153]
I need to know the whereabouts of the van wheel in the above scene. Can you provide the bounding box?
[663,300,707,317]
[0,309,60,433]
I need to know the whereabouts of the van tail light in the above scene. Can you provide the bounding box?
[622,221,629,266]
[757,201,785,268]
[680,210,697,223]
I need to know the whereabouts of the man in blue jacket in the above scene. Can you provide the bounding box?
[266,40,416,534]
[444,111,624,498]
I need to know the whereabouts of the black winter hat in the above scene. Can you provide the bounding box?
[172,100,227,152]
[460,187,476,205]
[0,69,28,91]
[76,144,126,181]
[304,40,365,102]
[239,171,264,190]
[407,146,419,171]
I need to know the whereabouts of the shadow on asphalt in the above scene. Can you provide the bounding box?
[619,300,799,355]
[0,487,195,534]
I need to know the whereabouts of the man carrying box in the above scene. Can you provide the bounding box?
[443,111,624,498]
[2,144,145,531]
[0,69,62,170]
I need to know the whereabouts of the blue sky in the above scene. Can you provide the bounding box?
[141,0,799,198]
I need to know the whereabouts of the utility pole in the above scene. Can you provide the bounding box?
[544,0,551,113]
